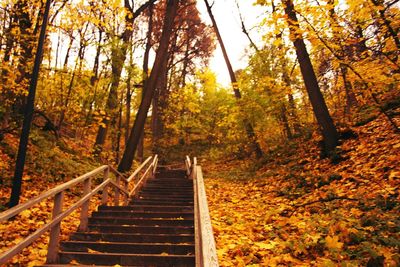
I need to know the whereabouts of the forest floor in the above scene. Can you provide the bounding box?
[203,115,400,266]
[0,131,101,266]
[0,115,399,266]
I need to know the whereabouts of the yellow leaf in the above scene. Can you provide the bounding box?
[255,241,277,250]
[27,260,43,267]
[20,210,31,219]
[88,248,101,254]
[69,260,80,265]
[325,235,343,250]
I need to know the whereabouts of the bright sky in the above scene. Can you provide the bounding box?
[197,0,267,86]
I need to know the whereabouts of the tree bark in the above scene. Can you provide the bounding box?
[204,0,263,158]
[283,0,339,153]
[118,0,179,172]
[94,0,158,153]
[137,1,154,162]
[9,0,51,208]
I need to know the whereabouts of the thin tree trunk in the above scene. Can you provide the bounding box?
[136,2,154,162]
[204,0,263,158]
[340,64,358,118]
[283,0,339,153]
[9,0,51,208]
[371,0,400,51]
[235,0,260,52]
[118,0,179,172]
[280,104,292,139]
[94,0,158,153]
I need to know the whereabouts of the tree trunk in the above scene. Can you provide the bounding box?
[118,0,179,172]
[136,2,154,162]
[204,0,263,158]
[371,0,400,51]
[94,0,158,153]
[283,0,339,153]
[340,64,358,118]
[280,104,292,139]
[9,0,51,208]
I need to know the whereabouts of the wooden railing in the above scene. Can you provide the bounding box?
[185,155,192,177]
[188,156,219,267]
[0,155,158,265]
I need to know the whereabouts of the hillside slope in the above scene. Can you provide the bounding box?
[205,115,399,266]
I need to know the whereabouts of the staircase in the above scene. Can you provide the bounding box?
[54,168,195,266]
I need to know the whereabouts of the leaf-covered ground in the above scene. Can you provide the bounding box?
[204,116,399,266]
[0,116,399,266]
[0,132,102,266]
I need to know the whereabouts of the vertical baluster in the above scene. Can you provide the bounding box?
[79,177,91,231]
[46,191,64,263]
[102,167,109,205]
[124,179,129,205]
[114,175,120,206]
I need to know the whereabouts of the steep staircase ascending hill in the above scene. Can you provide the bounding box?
[52,169,195,266]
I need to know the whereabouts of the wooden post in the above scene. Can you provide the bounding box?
[193,172,201,266]
[124,179,129,205]
[101,167,109,205]
[114,175,120,206]
[46,191,64,263]
[185,155,191,176]
[78,178,91,231]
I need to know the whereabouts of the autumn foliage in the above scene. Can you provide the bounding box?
[205,116,399,266]
[0,0,400,265]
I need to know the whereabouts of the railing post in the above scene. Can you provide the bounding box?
[123,179,129,205]
[114,174,121,206]
[186,155,191,176]
[102,167,109,205]
[46,191,64,263]
[78,177,91,231]
[190,157,197,179]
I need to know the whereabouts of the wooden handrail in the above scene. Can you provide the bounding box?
[192,157,219,267]
[0,179,111,264]
[0,165,108,221]
[129,157,155,197]
[127,156,153,182]
[0,155,158,265]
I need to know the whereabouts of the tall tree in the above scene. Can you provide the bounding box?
[9,0,52,208]
[118,0,179,172]
[282,0,339,153]
[204,0,263,158]
[93,0,158,153]
[137,1,154,162]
